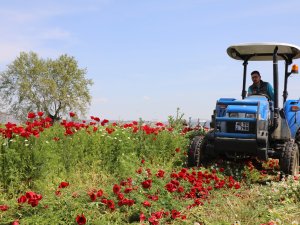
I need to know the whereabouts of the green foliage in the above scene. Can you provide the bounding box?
[0,122,187,193]
[0,120,299,224]
[0,136,48,193]
[0,52,93,121]
[168,107,186,130]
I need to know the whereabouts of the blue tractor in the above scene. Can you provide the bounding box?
[188,43,300,175]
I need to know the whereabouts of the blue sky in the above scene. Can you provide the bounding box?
[1,0,300,121]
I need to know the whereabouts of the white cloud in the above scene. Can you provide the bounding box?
[0,1,109,65]
[0,14,63,64]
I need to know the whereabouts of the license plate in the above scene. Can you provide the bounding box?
[235,122,249,131]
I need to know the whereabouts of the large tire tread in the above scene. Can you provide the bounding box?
[187,135,206,167]
[280,140,299,176]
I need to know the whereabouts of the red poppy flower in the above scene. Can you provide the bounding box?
[170,172,178,178]
[88,192,97,201]
[0,204,9,211]
[17,195,27,204]
[234,182,241,189]
[154,211,164,219]
[96,189,103,197]
[113,184,121,194]
[177,186,184,193]
[119,198,134,206]
[168,127,173,132]
[120,179,129,186]
[124,187,133,193]
[148,195,159,201]
[155,122,164,126]
[107,200,115,210]
[165,183,176,192]
[101,198,108,204]
[127,177,133,185]
[126,199,135,206]
[148,215,158,225]
[140,212,146,222]
[142,201,151,207]
[53,137,60,141]
[25,191,36,199]
[37,111,44,117]
[101,119,109,126]
[171,180,180,187]
[29,199,39,207]
[59,181,69,188]
[117,193,124,200]
[76,214,87,225]
[65,129,74,135]
[69,112,76,117]
[27,112,36,119]
[171,209,181,219]
[194,199,204,205]
[105,127,115,134]
[11,220,20,225]
[141,179,152,189]
[45,117,52,123]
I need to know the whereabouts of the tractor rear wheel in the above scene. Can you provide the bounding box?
[280,140,299,176]
[295,129,300,147]
[187,135,207,167]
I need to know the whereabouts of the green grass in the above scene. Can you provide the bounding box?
[0,119,299,225]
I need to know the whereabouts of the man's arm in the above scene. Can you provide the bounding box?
[267,83,274,101]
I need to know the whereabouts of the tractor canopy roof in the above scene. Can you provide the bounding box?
[227,42,300,61]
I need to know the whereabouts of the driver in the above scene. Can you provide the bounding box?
[248,70,274,101]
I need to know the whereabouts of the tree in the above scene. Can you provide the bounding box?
[0,52,93,122]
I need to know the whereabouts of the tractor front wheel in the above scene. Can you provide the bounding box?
[280,140,299,176]
[187,136,207,167]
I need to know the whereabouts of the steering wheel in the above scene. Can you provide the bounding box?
[258,93,270,100]
[250,93,270,100]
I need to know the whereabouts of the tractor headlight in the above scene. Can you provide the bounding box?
[229,112,239,118]
[245,113,256,118]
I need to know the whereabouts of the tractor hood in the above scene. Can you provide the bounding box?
[217,96,269,120]
[227,42,300,61]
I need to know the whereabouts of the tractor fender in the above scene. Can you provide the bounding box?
[271,115,291,140]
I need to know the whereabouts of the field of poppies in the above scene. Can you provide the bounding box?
[0,112,299,225]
